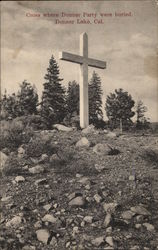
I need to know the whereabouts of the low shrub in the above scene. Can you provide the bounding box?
[2,153,22,176]
[0,119,33,151]
[25,135,57,158]
[14,115,44,130]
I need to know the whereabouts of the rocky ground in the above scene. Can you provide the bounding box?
[0,127,158,250]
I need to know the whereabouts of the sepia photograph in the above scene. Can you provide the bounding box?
[0,0,158,249]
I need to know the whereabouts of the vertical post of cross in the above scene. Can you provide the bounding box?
[80,32,89,128]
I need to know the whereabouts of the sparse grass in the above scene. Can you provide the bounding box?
[141,148,158,167]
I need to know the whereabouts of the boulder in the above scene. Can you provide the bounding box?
[36,229,50,244]
[42,214,58,224]
[15,176,25,183]
[104,213,112,227]
[29,165,45,174]
[103,202,118,214]
[93,143,110,155]
[76,137,90,148]
[130,205,150,216]
[69,196,85,207]
[53,124,73,132]
[82,125,95,134]
[106,236,114,247]
[91,236,105,247]
[143,223,155,231]
[40,154,49,162]
[6,216,22,228]
[121,210,135,220]
[84,216,93,223]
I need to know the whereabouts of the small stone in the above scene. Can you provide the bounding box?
[103,202,118,214]
[85,184,91,190]
[53,203,58,209]
[76,174,82,178]
[130,205,150,216]
[66,242,71,248]
[121,210,135,220]
[18,147,25,158]
[84,216,93,223]
[95,164,106,171]
[82,125,95,134]
[106,131,117,138]
[50,154,60,163]
[136,215,144,222]
[43,204,52,211]
[6,216,22,227]
[76,137,90,147]
[35,178,47,185]
[81,221,85,227]
[23,165,29,170]
[78,177,89,184]
[18,147,25,155]
[36,229,50,244]
[106,236,114,247]
[129,175,135,181]
[118,191,122,196]
[104,213,112,227]
[93,143,110,155]
[1,196,12,202]
[29,165,45,174]
[73,226,79,233]
[53,124,73,132]
[69,196,85,207]
[42,214,58,224]
[94,194,102,203]
[34,221,42,229]
[40,154,49,162]
[106,226,112,233]
[91,236,105,247]
[143,223,155,231]
[135,224,141,229]
[22,245,36,250]
[130,246,140,250]
[50,237,57,247]
[15,176,25,183]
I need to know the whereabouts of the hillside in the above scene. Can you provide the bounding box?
[0,126,158,250]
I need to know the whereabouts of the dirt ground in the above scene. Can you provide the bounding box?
[0,130,158,250]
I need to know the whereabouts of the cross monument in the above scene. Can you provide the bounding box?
[59,33,106,128]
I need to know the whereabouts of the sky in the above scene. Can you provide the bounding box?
[1,0,158,121]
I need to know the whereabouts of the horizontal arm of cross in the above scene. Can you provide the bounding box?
[59,51,83,64]
[87,58,106,69]
[59,51,106,69]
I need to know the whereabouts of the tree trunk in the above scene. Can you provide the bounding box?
[120,118,123,134]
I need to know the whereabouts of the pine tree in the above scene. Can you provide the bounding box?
[89,71,103,125]
[105,88,135,132]
[66,81,79,117]
[135,100,150,129]
[17,80,38,116]
[41,55,66,128]
[0,91,19,119]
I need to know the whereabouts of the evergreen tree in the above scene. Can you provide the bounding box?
[0,91,19,119]
[135,100,150,129]
[17,80,38,116]
[41,55,66,128]
[105,88,135,132]
[66,80,79,117]
[89,71,103,125]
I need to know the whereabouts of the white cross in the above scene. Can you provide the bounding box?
[59,32,106,128]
